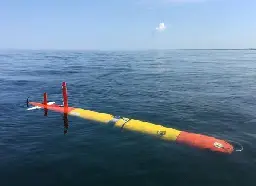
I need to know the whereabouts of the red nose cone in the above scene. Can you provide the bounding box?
[176,131,234,154]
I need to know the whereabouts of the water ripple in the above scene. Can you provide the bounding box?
[1,49,256,186]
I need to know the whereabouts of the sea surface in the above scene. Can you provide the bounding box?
[0,49,256,186]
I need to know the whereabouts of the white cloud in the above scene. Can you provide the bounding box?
[156,22,166,32]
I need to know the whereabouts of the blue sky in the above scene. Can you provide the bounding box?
[0,0,255,50]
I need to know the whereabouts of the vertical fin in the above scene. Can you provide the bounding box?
[26,97,29,107]
[62,82,69,134]
[63,113,68,134]
[43,92,48,116]
[62,82,68,110]
[43,92,47,104]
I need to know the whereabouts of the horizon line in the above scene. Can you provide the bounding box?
[0,48,255,51]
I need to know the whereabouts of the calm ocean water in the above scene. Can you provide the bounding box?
[0,49,256,186]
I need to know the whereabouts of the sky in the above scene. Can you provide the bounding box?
[0,0,256,50]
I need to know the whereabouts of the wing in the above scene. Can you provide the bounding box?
[26,102,56,110]
[28,101,75,114]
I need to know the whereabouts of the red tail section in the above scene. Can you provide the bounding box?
[27,82,71,134]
